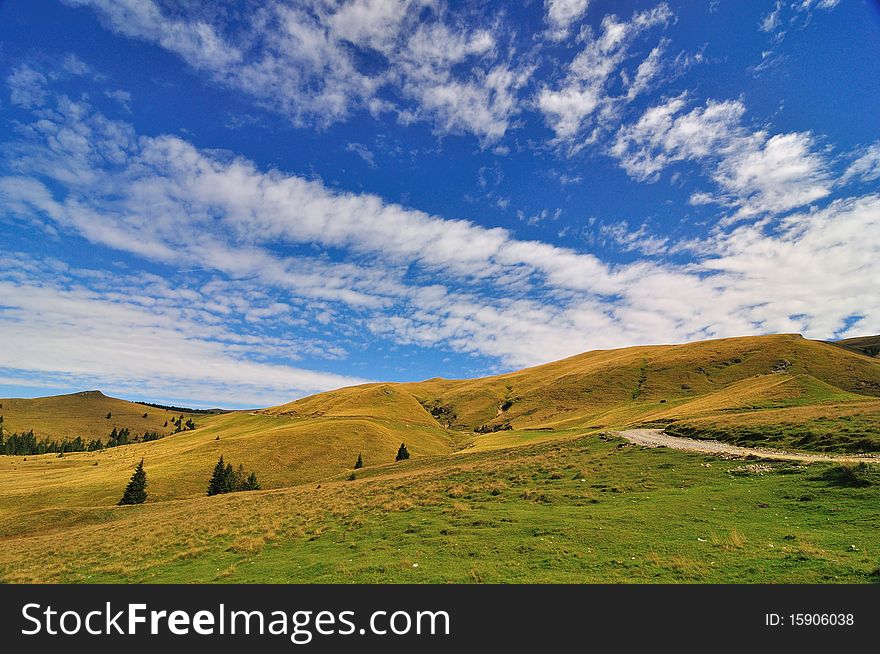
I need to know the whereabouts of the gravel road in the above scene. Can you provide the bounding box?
[614,428,880,464]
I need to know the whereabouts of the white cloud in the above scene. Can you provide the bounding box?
[760,0,840,35]
[65,0,243,69]
[537,3,673,143]
[611,94,744,180]
[64,0,528,144]
[760,1,783,33]
[345,142,376,168]
[2,92,625,296]
[7,65,48,108]
[61,53,93,76]
[713,131,830,221]
[544,0,591,41]
[0,258,368,407]
[2,81,878,402]
[594,220,669,256]
[611,94,830,220]
[841,142,880,184]
[104,89,132,112]
[373,192,880,365]
[624,39,667,101]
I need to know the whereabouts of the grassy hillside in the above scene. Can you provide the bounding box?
[0,410,456,516]
[0,390,205,441]
[1,333,879,583]
[831,334,880,359]
[1,433,878,583]
[399,334,880,435]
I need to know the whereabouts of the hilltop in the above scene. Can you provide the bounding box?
[0,390,207,442]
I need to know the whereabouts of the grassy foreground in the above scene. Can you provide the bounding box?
[1,433,877,584]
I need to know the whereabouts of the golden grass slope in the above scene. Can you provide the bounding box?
[0,390,203,441]
[2,333,879,521]
[2,332,880,584]
[264,382,440,427]
[0,410,456,517]
[397,334,880,431]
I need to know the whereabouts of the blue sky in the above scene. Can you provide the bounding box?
[1,0,879,408]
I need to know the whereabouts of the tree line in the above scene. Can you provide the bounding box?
[0,415,197,456]
[0,426,168,456]
[135,401,224,415]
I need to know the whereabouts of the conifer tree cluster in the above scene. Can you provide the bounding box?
[170,415,197,433]
[395,443,410,461]
[206,455,260,496]
[107,426,131,447]
[0,425,167,455]
[118,459,148,505]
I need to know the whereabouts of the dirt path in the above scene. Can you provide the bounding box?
[614,429,880,464]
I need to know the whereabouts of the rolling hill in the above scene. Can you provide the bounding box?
[2,333,880,513]
[1,332,879,583]
[831,334,880,359]
[0,390,208,442]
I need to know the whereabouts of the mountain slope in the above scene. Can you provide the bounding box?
[2,333,879,518]
[396,334,880,432]
[2,332,880,585]
[831,334,880,359]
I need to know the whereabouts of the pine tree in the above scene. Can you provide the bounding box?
[224,463,236,492]
[395,443,410,461]
[185,418,196,430]
[232,464,246,490]
[118,459,147,505]
[207,455,227,496]
[242,472,260,491]
[208,455,260,495]
[354,453,364,469]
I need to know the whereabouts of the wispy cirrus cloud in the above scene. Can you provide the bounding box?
[841,142,880,185]
[0,254,368,407]
[62,0,531,144]
[761,0,840,35]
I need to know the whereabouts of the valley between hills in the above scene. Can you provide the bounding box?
[1,333,878,583]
